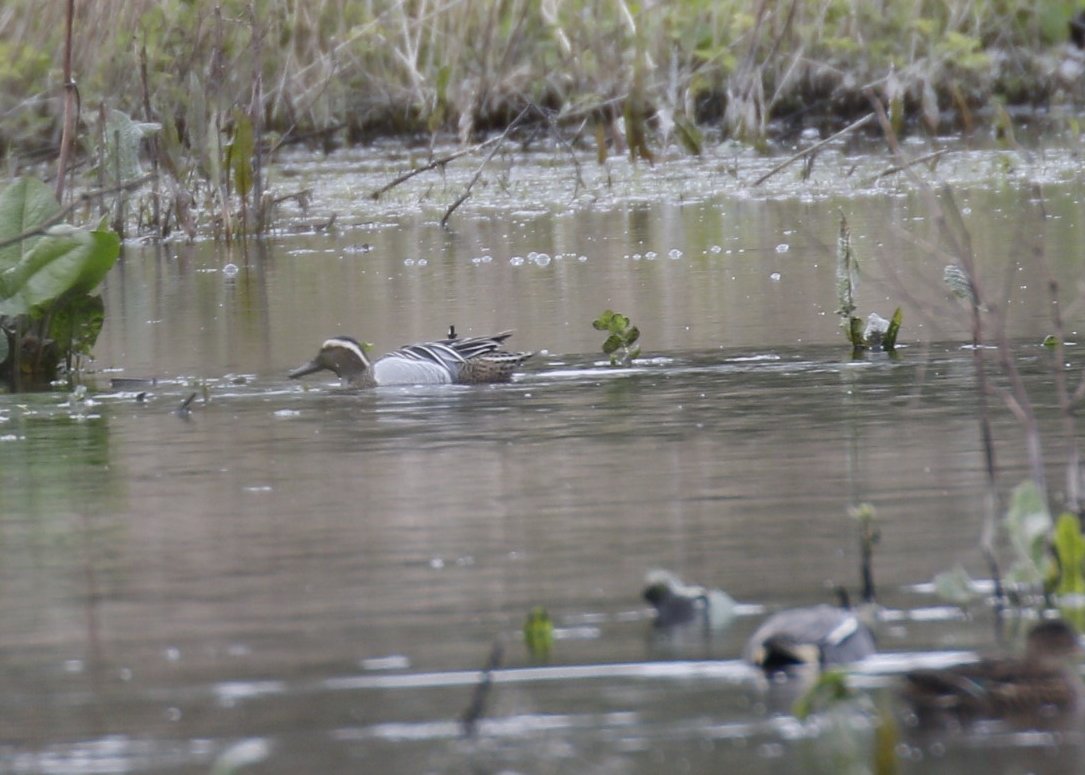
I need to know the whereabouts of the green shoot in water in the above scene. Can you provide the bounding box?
[593,309,640,366]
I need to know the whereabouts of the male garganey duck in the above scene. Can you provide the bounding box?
[901,619,1082,721]
[744,604,876,673]
[642,570,736,631]
[289,330,532,388]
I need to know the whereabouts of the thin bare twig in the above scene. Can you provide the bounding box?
[751,113,874,187]
[441,105,532,227]
[54,0,77,203]
[460,641,503,738]
[369,135,504,200]
[865,148,948,185]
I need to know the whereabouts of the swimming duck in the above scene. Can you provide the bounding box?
[289,331,532,387]
[900,619,1082,720]
[744,604,876,672]
[642,570,736,631]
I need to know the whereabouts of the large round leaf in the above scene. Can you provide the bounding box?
[0,224,120,316]
[0,177,62,270]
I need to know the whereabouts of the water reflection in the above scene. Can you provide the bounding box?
[3,159,1085,771]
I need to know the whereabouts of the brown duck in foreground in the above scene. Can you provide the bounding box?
[901,619,1082,722]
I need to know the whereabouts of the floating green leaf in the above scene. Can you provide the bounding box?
[1053,512,1085,597]
[592,309,616,331]
[1004,480,1053,586]
[793,669,852,720]
[931,564,980,604]
[883,308,902,350]
[523,606,553,661]
[593,308,641,366]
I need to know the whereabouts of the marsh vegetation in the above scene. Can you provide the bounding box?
[2,1,1085,243]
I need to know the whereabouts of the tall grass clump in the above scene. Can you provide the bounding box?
[0,1,1081,238]
[2,1,1079,151]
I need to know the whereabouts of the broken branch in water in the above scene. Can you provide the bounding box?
[751,112,874,187]
[368,136,504,200]
[460,641,503,738]
[441,105,533,227]
[865,148,949,184]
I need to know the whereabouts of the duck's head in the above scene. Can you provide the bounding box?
[1026,620,1081,665]
[289,337,371,382]
[642,570,735,631]
[643,570,699,607]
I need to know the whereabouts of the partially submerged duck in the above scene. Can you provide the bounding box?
[744,604,876,672]
[901,619,1082,721]
[289,331,532,387]
[642,570,736,631]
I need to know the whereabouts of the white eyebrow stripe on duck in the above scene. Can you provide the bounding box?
[824,615,859,646]
[322,338,369,363]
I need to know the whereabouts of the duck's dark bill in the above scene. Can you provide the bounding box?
[289,360,324,378]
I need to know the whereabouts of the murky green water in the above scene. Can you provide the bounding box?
[3,145,1085,773]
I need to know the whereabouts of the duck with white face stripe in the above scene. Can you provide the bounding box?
[289,331,533,388]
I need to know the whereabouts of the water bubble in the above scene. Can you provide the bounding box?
[403,258,415,266]
[222,263,239,277]
[164,647,181,662]
[63,659,84,674]
[509,255,525,266]
[770,272,782,281]
[480,254,492,264]
[527,251,538,260]
[668,248,682,259]
[533,253,551,267]
[417,258,428,267]
[775,243,790,253]
[632,253,642,261]
[709,245,722,254]
[578,255,588,262]
[645,251,657,260]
